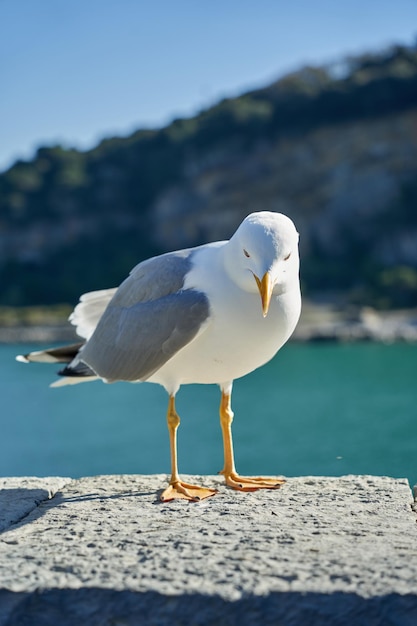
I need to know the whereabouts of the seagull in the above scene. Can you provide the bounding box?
[18,211,301,502]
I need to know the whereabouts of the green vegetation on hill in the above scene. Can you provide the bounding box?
[1,44,417,308]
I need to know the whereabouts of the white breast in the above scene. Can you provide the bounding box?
[147,245,301,394]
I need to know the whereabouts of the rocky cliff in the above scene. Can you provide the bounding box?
[1,44,417,308]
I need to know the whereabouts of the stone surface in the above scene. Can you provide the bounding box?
[0,477,70,533]
[0,474,416,625]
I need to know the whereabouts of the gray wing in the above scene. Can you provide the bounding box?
[77,249,211,382]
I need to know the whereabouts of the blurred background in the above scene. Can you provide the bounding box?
[1,0,417,313]
[1,1,416,484]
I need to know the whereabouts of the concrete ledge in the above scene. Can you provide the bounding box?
[1,475,416,625]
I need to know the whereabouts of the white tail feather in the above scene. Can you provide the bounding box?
[69,288,116,339]
[50,376,99,388]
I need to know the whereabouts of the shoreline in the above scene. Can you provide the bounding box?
[292,305,417,343]
[1,306,417,345]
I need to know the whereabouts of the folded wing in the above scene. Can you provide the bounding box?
[68,249,211,383]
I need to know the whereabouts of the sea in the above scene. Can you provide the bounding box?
[1,342,416,487]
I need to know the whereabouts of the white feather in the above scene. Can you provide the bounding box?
[50,376,99,388]
[69,288,116,339]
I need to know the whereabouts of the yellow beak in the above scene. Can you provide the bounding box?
[254,272,274,317]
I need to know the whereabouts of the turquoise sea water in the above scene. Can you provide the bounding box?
[1,343,416,486]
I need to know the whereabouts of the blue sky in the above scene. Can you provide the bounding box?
[1,0,416,172]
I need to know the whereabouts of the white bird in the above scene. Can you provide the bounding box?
[18,211,301,502]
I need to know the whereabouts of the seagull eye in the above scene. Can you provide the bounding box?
[284,252,291,261]
[243,249,250,258]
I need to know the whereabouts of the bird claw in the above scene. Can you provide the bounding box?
[222,472,285,492]
[160,480,217,502]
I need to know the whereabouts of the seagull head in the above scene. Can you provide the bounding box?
[224,211,300,317]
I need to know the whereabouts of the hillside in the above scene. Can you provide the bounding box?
[1,43,417,308]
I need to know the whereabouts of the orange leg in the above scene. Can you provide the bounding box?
[160,395,217,502]
[218,390,285,492]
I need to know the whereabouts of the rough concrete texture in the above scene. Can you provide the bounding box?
[0,474,416,625]
[0,478,70,534]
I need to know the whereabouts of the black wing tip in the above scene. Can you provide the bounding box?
[16,354,29,363]
[58,362,96,378]
[16,342,85,365]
